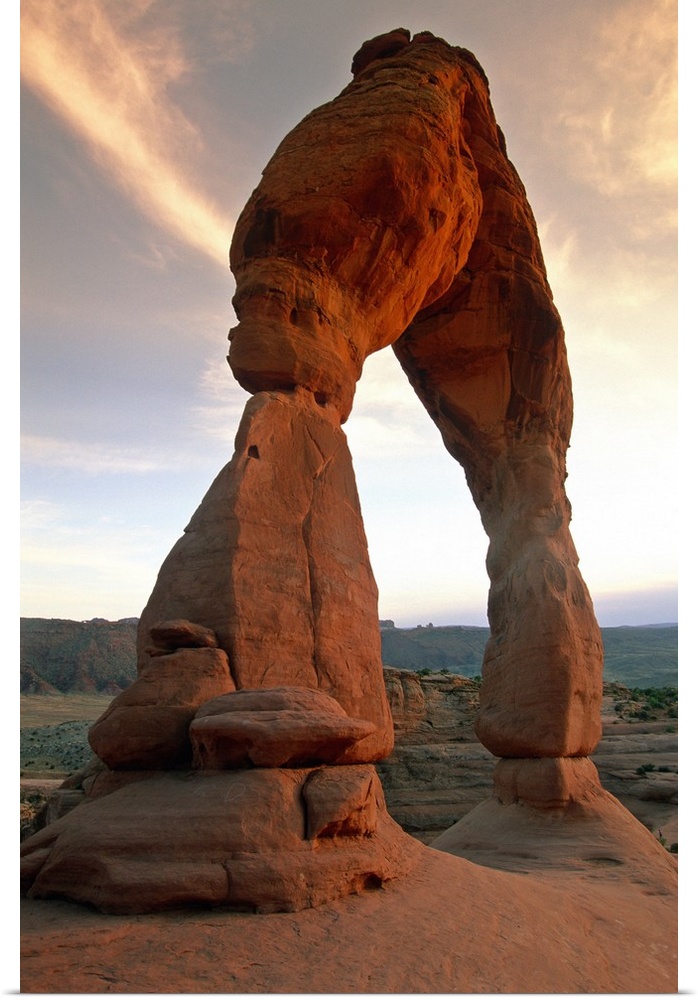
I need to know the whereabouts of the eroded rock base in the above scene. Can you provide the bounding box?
[20,765,424,914]
[431,759,677,884]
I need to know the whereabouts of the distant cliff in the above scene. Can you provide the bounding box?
[20,617,677,693]
[380,622,677,688]
[20,618,138,694]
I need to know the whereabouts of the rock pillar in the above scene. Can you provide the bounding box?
[140,28,486,757]
[392,43,604,791]
[138,387,393,763]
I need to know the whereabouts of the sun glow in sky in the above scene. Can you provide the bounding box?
[20,0,678,627]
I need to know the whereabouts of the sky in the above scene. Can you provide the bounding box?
[20,0,679,628]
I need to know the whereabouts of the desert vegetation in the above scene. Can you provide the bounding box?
[608,682,678,723]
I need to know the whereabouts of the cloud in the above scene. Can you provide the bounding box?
[554,0,677,200]
[21,434,173,474]
[191,355,250,444]
[21,0,234,263]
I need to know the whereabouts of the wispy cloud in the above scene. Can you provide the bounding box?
[21,0,234,263]
[555,0,677,200]
[191,355,250,444]
[21,434,172,474]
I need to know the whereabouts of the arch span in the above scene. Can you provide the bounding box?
[138,28,603,768]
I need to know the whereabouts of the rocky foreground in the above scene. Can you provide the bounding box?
[21,759,677,993]
[21,678,678,991]
[19,678,678,992]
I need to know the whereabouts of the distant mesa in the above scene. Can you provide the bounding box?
[20,618,677,694]
[21,26,676,963]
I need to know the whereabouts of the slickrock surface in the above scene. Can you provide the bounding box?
[21,826,676,994]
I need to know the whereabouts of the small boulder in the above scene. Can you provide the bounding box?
[303,765,379,839]
[190,686,377,768]
[89,647,235,769]
[147,619,219,655]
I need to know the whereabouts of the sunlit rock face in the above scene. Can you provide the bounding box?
[228,28,483,422]
[22,28,605,915]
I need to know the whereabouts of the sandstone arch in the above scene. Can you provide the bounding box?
[139,28,602,767]
[22,29,611,915]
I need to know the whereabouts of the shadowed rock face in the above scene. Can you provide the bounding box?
[138,388,394,762]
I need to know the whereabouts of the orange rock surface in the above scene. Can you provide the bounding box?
[21,766,422,915]
[190,687,378,768]
[20,796,677,993]
[88,646,235,769]
[227,28,603,762]
[138,389,393,763]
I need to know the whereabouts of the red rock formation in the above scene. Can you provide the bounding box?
[138,389,393,763]
[21,767,423,914]
[393,62,605,758]
[190,687,377,768]
[228,34,483,421]
[138,28,602,776]
[21,28,609,916]
[227,28,603,770]
[88,645,235,769]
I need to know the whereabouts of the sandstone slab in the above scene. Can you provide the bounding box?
[190,687,377,768]
[21,767,422,914]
